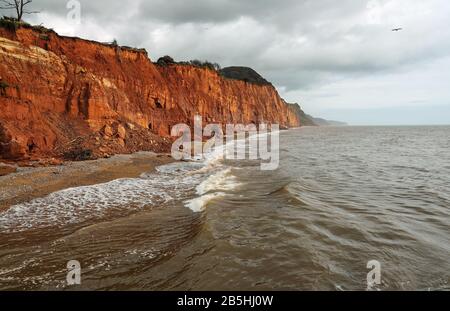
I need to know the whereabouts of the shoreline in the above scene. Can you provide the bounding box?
[0,152,174,212]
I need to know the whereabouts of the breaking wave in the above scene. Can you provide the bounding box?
[0,137,245,232]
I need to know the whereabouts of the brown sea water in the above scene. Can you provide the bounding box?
[0,126,449,290]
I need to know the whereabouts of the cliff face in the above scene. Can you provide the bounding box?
[286,103,317,127]
[0,26,301,161]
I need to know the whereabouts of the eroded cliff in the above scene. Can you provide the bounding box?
[0,25,302,162]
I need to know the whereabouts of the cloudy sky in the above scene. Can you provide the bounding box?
[3,0,450,125]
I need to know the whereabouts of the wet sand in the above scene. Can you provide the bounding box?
[0,152,174,212]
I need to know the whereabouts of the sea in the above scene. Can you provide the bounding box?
[0,126,449,290]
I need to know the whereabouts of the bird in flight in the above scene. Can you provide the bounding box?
[392,28,403,32]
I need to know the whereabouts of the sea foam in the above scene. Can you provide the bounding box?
[185,192,227,213]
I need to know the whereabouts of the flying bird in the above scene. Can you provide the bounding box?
[392,28,403,32]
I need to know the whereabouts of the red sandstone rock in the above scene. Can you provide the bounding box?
[0,26,302,161]
[117,124,127,139]
[102,125,114,138]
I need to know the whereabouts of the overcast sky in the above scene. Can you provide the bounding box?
[3,0,450,125]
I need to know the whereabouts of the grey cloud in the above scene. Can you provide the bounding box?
[136,0,366,30]
[3,0,450,106]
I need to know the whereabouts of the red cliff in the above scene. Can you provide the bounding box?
[0,24,301,162]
